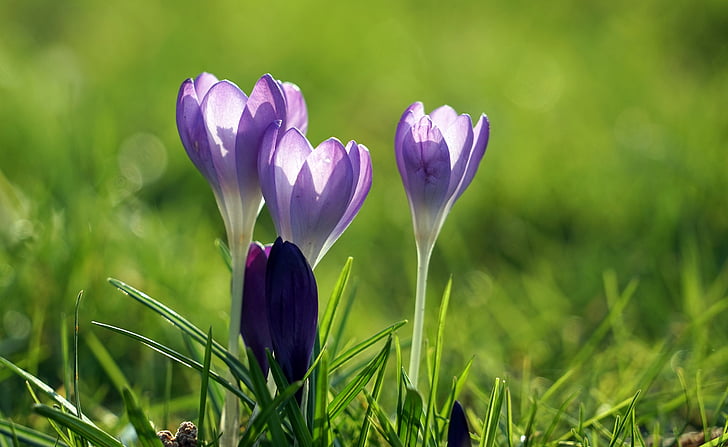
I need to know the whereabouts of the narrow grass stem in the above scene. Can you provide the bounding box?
[221,232,251,447]
[408,241,433,387]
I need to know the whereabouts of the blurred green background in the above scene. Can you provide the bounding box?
[1,0,727,426]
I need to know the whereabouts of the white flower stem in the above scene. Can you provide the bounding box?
[221,232,251,447]
[408,241,433,387]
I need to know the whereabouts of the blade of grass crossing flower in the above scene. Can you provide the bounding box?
[479,378,505,447]
[242,348,289,447]
[423,278,451,447]
[328,336,392,421]
[198,327,214,443]
[122,389,163,447]
[265,353,313,447]
[0,358,94,426]
[313,351,331,447]
[85,331,131,392]
[355,335,390,447]
[92,322,254,407]
[33,405,123,447]
[319,257,353,347]
[329,320,406,372]
[215,239,233,271]
[399,387,424,447]
[107,278,254,390]
[0,420,71,447]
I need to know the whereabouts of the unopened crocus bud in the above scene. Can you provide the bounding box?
[266,237,318,388]
[259,126,372,267]
[447,401,471,447]
[240,242,273,375]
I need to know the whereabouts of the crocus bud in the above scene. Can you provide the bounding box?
[447,401,471,447]
[395,102,489,250]
[259,126,372,267]
[266,237,318,388]
[240,242,273,375]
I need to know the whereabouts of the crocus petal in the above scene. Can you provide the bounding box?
[401,116,451,221]
[328,141,372,246]
[176,79,218,191]
[429,104,459,130]
[281,82,308,134]
[441,114,474,198]
[454,113,489,201]
[447,401,471,447]
[240,242,272,375]
[234,74,287,203]
[268,128,316,239]
[193,72,219,100]
[290,138,353,265]
[266,237,318,392]
[395,102,426,169]
[200,80,248,196]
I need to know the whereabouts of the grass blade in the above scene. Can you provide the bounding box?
[92,321,254,407]
[122,388,163,447]
[266,353,313,447]
[329,320,406,372]
[198,327,214,443]
[313,351,331,447]
[33,405,123,447]
[0,420,70,447]
[479,378,505,447]
[399,387,424,447]
[319,257,353,347]
[240,348,288,447]
[328,336,392,421]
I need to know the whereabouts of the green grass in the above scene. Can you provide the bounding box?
[1,0,728,444]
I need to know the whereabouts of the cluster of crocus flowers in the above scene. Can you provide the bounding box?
[395,102,490,385]
[176,71,371,446]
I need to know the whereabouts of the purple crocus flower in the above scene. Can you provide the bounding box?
[240,242,273,375]
[258,125,372,267]
[266,237,318,390]
[447,401,471,447]
[176,73,296,245]
[395,102,489,249]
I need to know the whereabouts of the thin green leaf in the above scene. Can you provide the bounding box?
[479,378,505,447]
[320,257,353,347]
[328,336,392,421]
[122,388,163,447]
[0,358,95,426]
[606,391,641,447]
[438,357,473,434]
[107,278,254,392]
[215,239,232,271]
[364,391,404,447]
[329,320,406,372]
[33,405,123,447]
[423,278,451,447]
[399,387,424,447]
[356,332,390,447]
[198,327,214,443]
[240,348,288,447]
[313,351,331,447]
[266,352,313,447]
[92,322,254,407]
[0,420,70,447]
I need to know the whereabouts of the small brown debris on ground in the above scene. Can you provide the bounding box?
[156,421,198,447]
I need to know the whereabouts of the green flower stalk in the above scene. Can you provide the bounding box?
[395,102,489,385]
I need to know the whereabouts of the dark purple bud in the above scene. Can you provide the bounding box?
[240,242,273,375]
[447,401,471,447]
[266,237,318,388]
